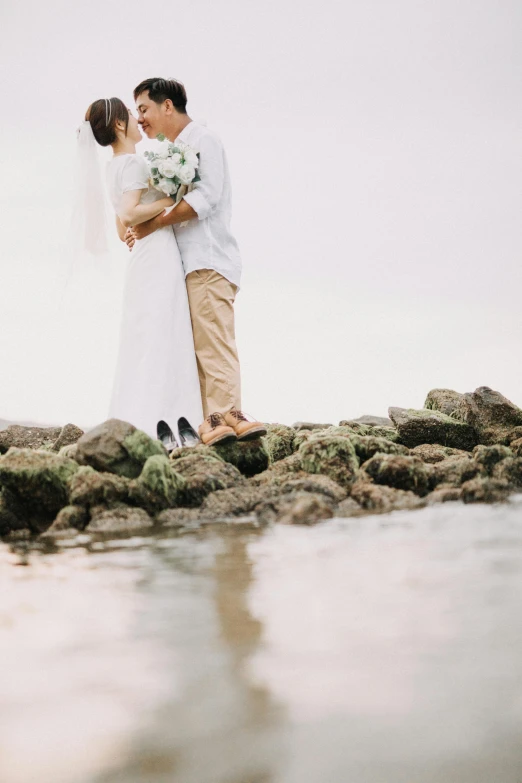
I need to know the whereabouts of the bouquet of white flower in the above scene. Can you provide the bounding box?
[144,135,200,206]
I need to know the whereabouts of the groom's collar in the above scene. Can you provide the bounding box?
[174,120,194,144]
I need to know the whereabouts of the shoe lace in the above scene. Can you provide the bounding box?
[208,412,224,429]
[228,409,248,422]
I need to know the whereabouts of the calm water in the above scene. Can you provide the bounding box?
[1,498,522,783]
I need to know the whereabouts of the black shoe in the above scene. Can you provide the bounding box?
[157,420,179,453]
[178,417,201,448]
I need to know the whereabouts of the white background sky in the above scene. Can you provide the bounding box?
[0,0,521,428]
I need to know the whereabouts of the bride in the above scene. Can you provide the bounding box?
[81,97,202,445]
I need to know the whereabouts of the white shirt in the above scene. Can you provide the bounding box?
[174,121,242,289]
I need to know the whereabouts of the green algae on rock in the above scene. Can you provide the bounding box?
[472,445,513,474]
[0,448,79,533]
[424,389,463,417]
[129,455,186,514]
[75,419,166,478]
[430,456,483,488]
[349,435,409,463]
[263,424,296,463]
[360,453,432,496]
[88,505,154,533]
[409,444,471,464]
[299,436,359,490]
[257,491,335,526]
[173,451,246,507]
[212,438,269,477]
[461,477,512,504]
[69,466,131,511]
[389,407,476,450]
[350,480,425,513]
[455,387,522,445]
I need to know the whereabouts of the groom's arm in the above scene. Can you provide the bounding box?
[129,131,225,242]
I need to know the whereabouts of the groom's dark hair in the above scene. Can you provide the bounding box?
[133,78,188,114]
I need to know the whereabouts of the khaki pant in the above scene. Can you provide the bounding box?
[185,269,241,420]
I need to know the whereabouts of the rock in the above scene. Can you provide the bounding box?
[59,444,79,460]
[349,435,409,463]
[0,424,62,454]
[75,419,166,478]
[292,429,314,450]
[510,438,522,458]
[491,458,522,489]
[472,445,513,474]
[334,497,364,517]
[461,477,512,504]
[129,456,186,514]
[350,480,425,513]
[430,456,482,488]
[258,492,334,526]
[199,486,265,518]
[68,466,131,510]
[361,454,432,496]
[88,505,154,533]
[263,424,296,463]
[250,453,303,486]
[46,505,90,533]
[276,474,348,503]
[299,436,359,490]
[342,415,393,427]
[0,448,79,533]
[292,422,334,431]
[212,439,269,477]
[426,486,463,504]
[51,423,84,452]
[424,389,463,417]
[507,428,522,445]
[338,422,400,442]
[388,407,476,450]
[173,451,246,507]
[0,492,24,536]
[156,508,201,528]
[455,387,522,445]
[410,444,471,463]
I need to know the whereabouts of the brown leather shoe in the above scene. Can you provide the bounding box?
[198,413,237,446]
[224,409,267,441]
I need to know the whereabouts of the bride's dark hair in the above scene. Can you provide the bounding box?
[85,98,129,146]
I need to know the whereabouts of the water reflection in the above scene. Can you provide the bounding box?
[1,498,522,783]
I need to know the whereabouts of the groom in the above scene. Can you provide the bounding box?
[127,77,265,447]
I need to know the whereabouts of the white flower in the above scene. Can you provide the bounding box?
[170,152,182,164]
[158,178,177,196]
[158,159,181,178]
[156,141,171,159]
[182,147,199,167]
[178,164,196,185]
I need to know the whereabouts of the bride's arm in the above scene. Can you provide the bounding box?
[118,189,174,228]
[115,216,127,241]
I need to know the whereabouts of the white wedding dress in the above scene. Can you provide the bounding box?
[106,154,202,439]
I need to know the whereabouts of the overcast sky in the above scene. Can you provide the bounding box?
[1,0,521,428]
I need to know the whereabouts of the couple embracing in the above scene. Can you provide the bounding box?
[82,78,265,449]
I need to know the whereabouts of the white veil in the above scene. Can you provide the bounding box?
[71,120,110,256]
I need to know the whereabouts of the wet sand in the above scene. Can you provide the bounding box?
[1,497,522,783]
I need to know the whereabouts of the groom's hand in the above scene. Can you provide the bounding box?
[130,217,158,241]
[124,228,135,251]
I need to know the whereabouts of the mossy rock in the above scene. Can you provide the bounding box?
[349,435,408,463]
[410,444,471,464]
[426,486,463,505]
[199,486,266,519]
[212,439,269,477]
[389,407,476,450]
[276,474,347,503]
[461,477,512,504]
[491,457,522,489]
[430,456,483,488]
[173,451,246,507]
[424,388,463,417]
[75,419,166,478]
[350,480,425,513]
[69,466,131,510]
[46,504,90,534]
[299,436,359,490]
[472,445,513,474]
[129,455,186,514]
[263,424,296,463]
[87,505,154,533]
[455,387,522,445]
[250,453,304,486]
[0,448,80,533]
[0,425,62,455]
[361,454,432,496]
[257,491,335,526]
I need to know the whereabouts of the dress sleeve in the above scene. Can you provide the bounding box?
[121,156,149,193]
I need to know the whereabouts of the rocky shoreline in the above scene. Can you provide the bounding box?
[1,385,522,541]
